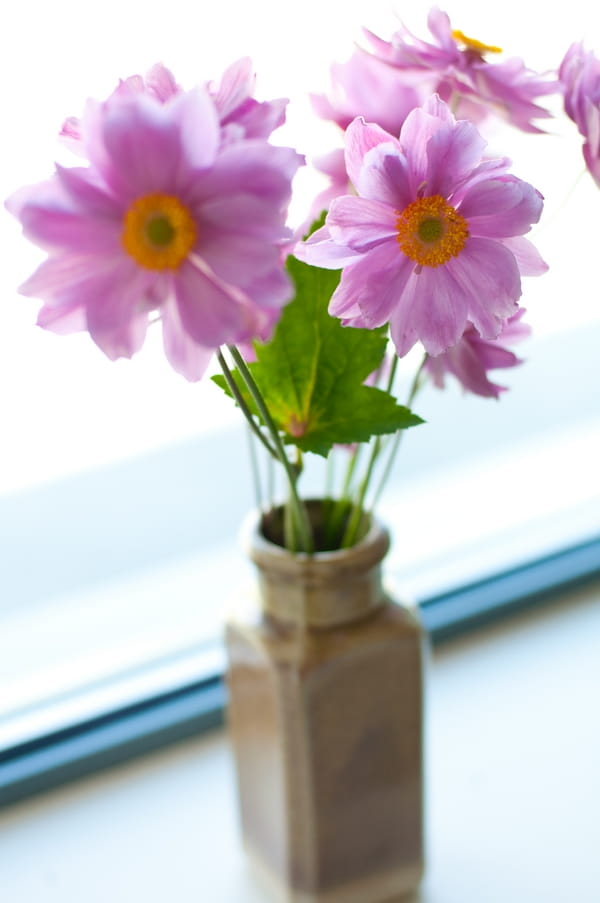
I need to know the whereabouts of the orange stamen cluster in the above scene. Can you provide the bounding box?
[122,193,197,270]
[396,194,469,268]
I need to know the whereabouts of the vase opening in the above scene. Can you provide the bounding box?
[260,498,371,553]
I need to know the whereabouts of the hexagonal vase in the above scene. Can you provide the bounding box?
[225,506,425,902]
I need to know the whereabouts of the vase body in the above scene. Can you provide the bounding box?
[225,507,425,902]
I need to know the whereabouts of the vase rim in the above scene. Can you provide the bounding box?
[242,499,390,569]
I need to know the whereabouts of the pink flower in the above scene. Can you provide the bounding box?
[295,96,547,358]
[424,309,531,398]
[307,49,422,217]
[364,8,557,133]
[7,71,302,380]
[311,48,422,136]
[60,59,286,154]
[559,43,600,187]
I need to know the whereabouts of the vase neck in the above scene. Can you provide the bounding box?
[247,516,390,629]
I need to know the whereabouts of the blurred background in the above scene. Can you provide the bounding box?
[1,0,599,751]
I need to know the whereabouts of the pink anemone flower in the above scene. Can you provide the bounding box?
[295,96,547,359]
[7,72,302,381]
[424,309,531,398]
[311,48,422,136]
[559,43,600,188]
[364,7,557,133]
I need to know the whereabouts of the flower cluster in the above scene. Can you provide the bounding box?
[6,7,596,550]
[361,8,557,133]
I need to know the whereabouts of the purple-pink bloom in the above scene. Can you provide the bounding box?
[307,48,422,218]
[424,309,531,398]
[364,8,557,133]
[7,69,302,380]
[311,48,422,136]
[559,42,600,187]
[295,96,547,358]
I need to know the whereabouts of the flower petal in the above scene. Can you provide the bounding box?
[425,118,487,197]
[329,241,412,326]
[327,195,397,251]
[293,226,362,268]
[344,117,402,188]
[356,143,413,209]
[101,96,185,197]
[447,238,522,336]
[500,237,548,276]
[174,257,259,346]
[160,296,215,381]
[459,177,544,237]
[390,265,468,356]
[82,263,150,359]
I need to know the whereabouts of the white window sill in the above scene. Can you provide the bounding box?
[1,580,599,902]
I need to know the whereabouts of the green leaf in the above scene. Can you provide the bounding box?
[212,252,424,457]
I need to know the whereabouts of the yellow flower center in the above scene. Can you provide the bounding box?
[122,193,197,270]
[452,28,503,56]
[396,195,469,267]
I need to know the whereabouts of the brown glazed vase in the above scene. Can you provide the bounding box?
[225,503,425,902]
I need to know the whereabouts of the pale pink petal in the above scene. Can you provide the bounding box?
[189,141,302,208]
[293,226,362,268]
[82,264,150,359]
[145,63,180,102]
[174,258,259,347]
[101,96,184,197]
[425,118,487,197]
[19,252,122,301]
[37,302,87,334]
[171,86,220,171]
[55,165,122,218]
[327,196,397,250]
[161,296,214,381]
[200,233,284,288]
[391,265,468,356]
[329,241,411,325]
[344,117,402,188]
[499,237,548,275]
[17,202,118,255]
[210,57,255,119]
[356,144,413,208]
[459,178,544,237]
[243,266,293,310]
[447,238,521,337]
[198,193,292,241]
[398,105,447,188]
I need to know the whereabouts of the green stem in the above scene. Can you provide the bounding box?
[369,354,428,512]
[227,345,314,553]
[340,440,380,549]
[245,424,263,513]
[339,355,400,549]
[216,349,279,460]
[323,445,360,548]
[325,450,335,499]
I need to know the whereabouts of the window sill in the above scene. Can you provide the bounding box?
[1,580,599,901]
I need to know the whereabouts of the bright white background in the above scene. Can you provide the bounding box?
[1,1,600,745]
[1,0,599,491]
